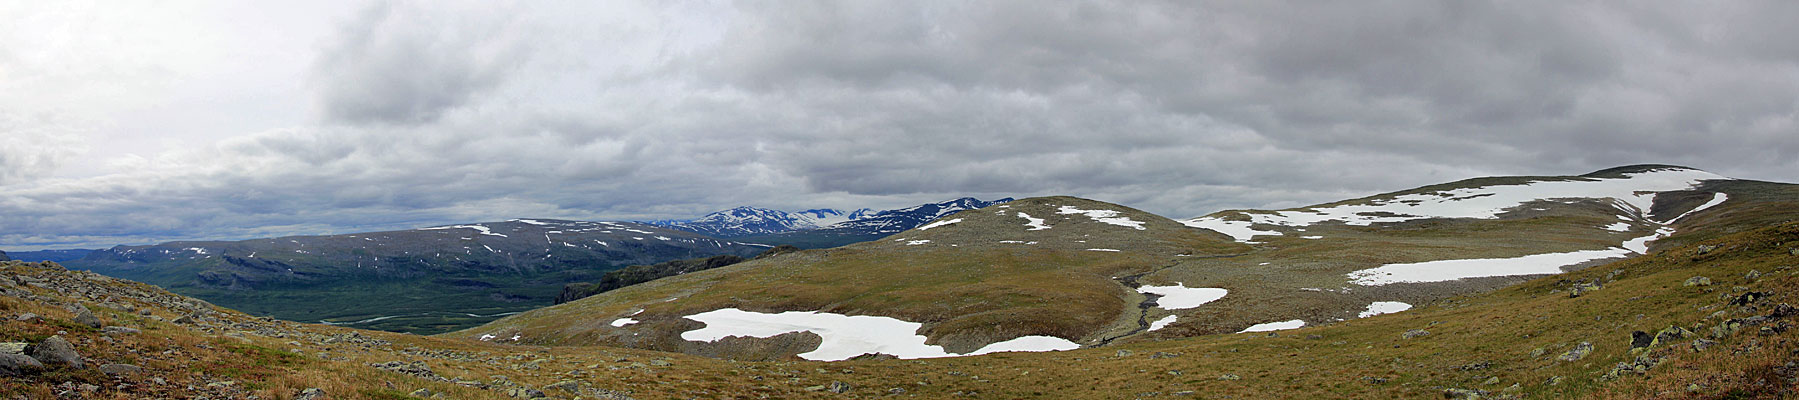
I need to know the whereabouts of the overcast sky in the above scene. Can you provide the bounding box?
[3,1,1796,250]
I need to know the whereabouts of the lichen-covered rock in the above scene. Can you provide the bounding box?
[27,335,82,368]
[0,353,44,376]
[1557,342,1592,362]
[1684,276,1712,287]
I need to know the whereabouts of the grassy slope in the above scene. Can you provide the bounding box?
[4,221,1796,399]
[459,196,1249,354]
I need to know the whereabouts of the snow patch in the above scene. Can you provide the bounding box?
[1086,248,1121,252]
[1147,315,1178,332]
[1055,206,1147,230]
[1662,192,1728,224]
[906,240,931,246]
[1603,222,1631,232]
[1017,212,1051,231]
[1622,227,1675,254]
[1137,284,1228,309]
[1358,302,1413,318]
[512,219,553,225]
[610,318,638,327]
[679,308,1076,361]
[1180,218,1283,242]
[421,224,509,237]
[1239,320,1305,333]
[916,218,963,231]
[1347,248,1632,285]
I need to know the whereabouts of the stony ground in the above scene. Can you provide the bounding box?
[4,220,1799,399]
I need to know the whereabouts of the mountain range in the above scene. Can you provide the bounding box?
[660,197,1015,248]
[4,165,1797,398]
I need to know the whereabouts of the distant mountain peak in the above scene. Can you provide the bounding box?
[653,198,1013,238]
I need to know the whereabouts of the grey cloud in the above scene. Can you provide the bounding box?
[3,1,1797,250]
[309,2,530,125]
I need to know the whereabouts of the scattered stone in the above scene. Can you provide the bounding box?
[1218,374,1241,381]
[1790,248,1798,256]
[27,335,82,368]
[1149,351,1180,359]
[1687,383,1704,393]
[103,326,140,335]
[1546,376,1566,386]
[827,381,851,393]
[1557,342,1592,362]
[1745,270,1763,281]
[295,388,326,400]
[1172,390,1196,396]
[1603,354,1663,380]
[648,359,671,366]
[409,388,432,397]
[1685,276,1712,287]
[804,385,827,392]
[207,381,237,389]
[1691,338,1718,351]
[1731,291,1770,306]
[72,307,102,329]
[1403,329,1430,339]
[0,353,44,376]
[98,363,141,376]
[1482,376,1501,385]
[505,387,545,398]
[1443,388,1487,399]
[1570,281,1602,298]
[1695,245,1717,255]
[1114,349,1134,357]
[1359,376,1388,385]
[1457,361,1490,371]
[1630,331,1653,349]
[14,313,38,322]
[0,343,25,355]
[1529,347,1545,357]
[369,360,443,381]
[544,380,582,392]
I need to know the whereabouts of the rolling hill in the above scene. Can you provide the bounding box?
[459,165,1799,363]
[62,219,770,334]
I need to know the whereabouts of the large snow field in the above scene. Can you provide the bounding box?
[679,308,1079,361]
[1358,301,1412,318]
[1185,168,1726,242]
[1056,206,1148,230]
[1239,319,1305,333]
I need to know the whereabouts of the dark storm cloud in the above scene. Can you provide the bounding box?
[3,1,1796,250]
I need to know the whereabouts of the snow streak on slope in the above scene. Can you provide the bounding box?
[1662,193,1729,224]
[1184,168,1727,242]
[678,308,1078,361]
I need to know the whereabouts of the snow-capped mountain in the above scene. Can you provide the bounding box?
[814,197,1014,235]
[654,198,1010,239]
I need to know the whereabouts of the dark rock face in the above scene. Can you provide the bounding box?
[28,335,83,368]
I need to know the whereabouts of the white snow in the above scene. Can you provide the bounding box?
[1603,222,1631,232]
[1055,206,1148,230]
[1086,248,1121,252]
[1147,315,1178,332]
[1137,283,1229,309]
[679,308,1078,361]
[916,218,963,231]
[421,224,509,237]
[1187,168,1724,242]
[965,336,1081,355]
[1180,218,1283,242]
[610,318,638,327]
[1622,227,1675,254]
[1357,301,1413,318]
[1347,248,1633,285]
[479,334,496,341]
[655,236,672,241]
[906,240,931,246]
[1662,193,1728,224]
[1301,235,1324,239]
[513,219,553,225]
[184,247,209,255]
[1239,319,1305,333]
[1017,212,1052,230]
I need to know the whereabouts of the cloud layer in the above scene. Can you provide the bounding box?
[3,1,1796,250]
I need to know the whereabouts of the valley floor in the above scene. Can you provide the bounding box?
[5,222,1799,399]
